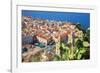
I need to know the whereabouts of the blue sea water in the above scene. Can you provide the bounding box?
[22,10,90,29]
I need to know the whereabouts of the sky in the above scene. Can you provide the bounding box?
[22,10,90,29]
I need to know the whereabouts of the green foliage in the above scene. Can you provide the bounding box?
[53,55,61,61]
[83,41,89,48]
[75,39,83,49]
[31,55,40,62]
[53,28,90,60]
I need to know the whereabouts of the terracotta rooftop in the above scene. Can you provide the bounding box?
[36,33,51,40]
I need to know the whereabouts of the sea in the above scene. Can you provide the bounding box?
[22,10,90,29]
